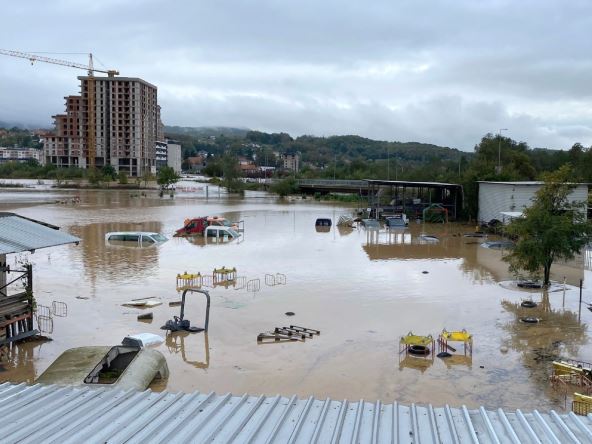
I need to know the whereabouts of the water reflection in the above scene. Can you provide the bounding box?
[363,225,463,260]
[399,354,434,373]
[501,291,587,387]
[165,332,210,369]
[68,221,163,283]
[0,339,50,383]
[440,354,473,369]
[462,244,585,286]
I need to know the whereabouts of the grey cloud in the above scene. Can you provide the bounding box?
[1,0,591,150]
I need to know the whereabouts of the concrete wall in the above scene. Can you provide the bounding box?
[478,182,589,223]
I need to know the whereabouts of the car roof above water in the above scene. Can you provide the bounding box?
[106,231,160,237]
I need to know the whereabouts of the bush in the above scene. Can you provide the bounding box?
[118,171,128,184]
[270,178,299,197]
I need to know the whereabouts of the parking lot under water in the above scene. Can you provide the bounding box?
[1,182,591,411]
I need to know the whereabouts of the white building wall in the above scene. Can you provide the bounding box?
[478,182,588,223]
[166,142,182,173]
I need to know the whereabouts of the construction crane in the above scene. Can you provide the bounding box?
[0,49,119,170]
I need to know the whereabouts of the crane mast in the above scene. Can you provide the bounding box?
[0,49,119,170]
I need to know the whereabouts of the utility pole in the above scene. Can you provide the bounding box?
[333,152,336,180]
[387,147,390,180]
[497,128,508,174]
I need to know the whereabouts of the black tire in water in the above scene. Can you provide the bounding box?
[408,345,430,356]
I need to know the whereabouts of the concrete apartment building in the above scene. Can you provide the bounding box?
[166,139,182,173]
[44,76,159,177]
[0,147,44,164]
[281,152,300,172]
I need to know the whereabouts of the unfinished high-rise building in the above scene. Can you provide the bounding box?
[44,76,159,176]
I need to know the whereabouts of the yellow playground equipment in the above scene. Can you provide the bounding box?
[572,392,592,416]
[213,267,237,286]
[399,332,435,358]
[550,359,592,395]
[438,329,473,355]
[176,272,202,291]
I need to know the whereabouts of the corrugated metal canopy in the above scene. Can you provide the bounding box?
[0,212,80,255]
[365,179,462,188]
[0,382,591,443]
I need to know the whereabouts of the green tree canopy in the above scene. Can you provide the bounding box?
[503,165,592,285]
[156,167,180,189]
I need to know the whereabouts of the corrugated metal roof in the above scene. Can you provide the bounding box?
[478,181,590,186]
[0,213,80,255]
[0,382,591,443]
[365,179,462,188]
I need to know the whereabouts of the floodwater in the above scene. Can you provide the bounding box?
[1,183,591,411]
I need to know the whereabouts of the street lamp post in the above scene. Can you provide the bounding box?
[497,128,508,174]
[387,147,390,180]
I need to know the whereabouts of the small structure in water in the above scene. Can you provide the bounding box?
[213,267,237,286]
[176,271,202,291]
[438,329,473,356]
[399,332,435,359]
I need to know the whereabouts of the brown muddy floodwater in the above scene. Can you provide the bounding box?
[1,182,591,412]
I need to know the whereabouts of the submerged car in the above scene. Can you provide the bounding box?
[204,225,240,242]
[175,216,239,237]
[105,232,167,246]
[386,214,409,228]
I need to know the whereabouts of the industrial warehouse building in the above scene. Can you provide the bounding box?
[478,181,589,224]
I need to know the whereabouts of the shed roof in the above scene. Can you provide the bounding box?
[478,181,590,186]
[365,179,462,188]
[0,382,590,443]
[0,212,80,255]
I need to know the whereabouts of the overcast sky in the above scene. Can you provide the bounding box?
[1,0,591,150]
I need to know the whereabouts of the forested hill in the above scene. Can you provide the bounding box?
[249,132,466,164]
[164,125,250,138]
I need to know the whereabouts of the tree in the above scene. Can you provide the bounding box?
[270,178,299,197]
[221,153,243,192]
[156,167,180,189]
[503,165,592,285]
[101,165,117,181]
[118,171,128,184]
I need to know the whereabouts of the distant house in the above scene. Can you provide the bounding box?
[281,152,300,172]
[478,181,589,224]
[186,155,207,173]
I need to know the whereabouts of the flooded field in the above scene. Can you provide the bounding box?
[1,183,591,411]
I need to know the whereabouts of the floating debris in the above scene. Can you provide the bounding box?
[137,312,153,320]
[122,299,162,308]
[337,215,354,227]
[285,312,295,316]
[521,300,537,308]
[247,278,260,292]
[51,301,67,317]
[257,325,320,344]
[520,317,540,324]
